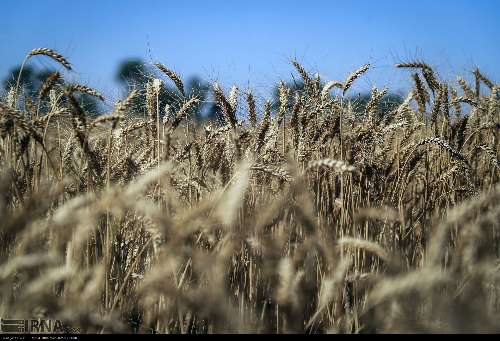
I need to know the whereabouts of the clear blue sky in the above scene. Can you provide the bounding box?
[2,0,499,104]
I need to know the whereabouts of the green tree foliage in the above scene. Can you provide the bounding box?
[116,58,150,87]
[3,65,102,116]
[115,59,211,122]
[3,65,39,95]
[270,79,403,122]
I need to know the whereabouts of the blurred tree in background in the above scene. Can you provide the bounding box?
[3,65,41,96]
[3,64,101,116]
[115,59,212,123]
[350,92,404,120]
[270,78,403,122]
[115,58,151,117]
[116,59,150,87]
[3,60,404,122]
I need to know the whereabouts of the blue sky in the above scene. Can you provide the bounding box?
[1,0,499,104]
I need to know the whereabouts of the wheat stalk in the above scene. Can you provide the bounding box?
[343,63,370,94]
[154,62,185,96]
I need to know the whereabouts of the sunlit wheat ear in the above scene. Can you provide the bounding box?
[246,90,257,128]
[28,48,72,70]
[441,83,450,118]
[291,59,312,87]
[0,253,59,280]
[124,161,173,197]
[5,87,15,107]
[321,80,343,97]
[452,95,479,108]
[229,85,239,112]
[276,81,289,124]
[487,86,499,119]
[255,101,271,152]
[337,237,390,262]
[250,164,291,182]
[90,114,123,130]
[24,266,75,295]
[80,262,106,303]
[144,80,158,141]
[0,102,43,144]
[366,268,450,309]
[475,145,500,170]
[276,257,304,310]
[215,158,251,227]
[473,67,495,90]
[430,84,444,125]
[354,206,400,223]
[306,159,356,173]
[152,78,162,94]
[66,84,105,101]
[213,82,237,129]
[412,73,428,114]
[343,63,370,94]
[38,71,61,99]
[289,93,302,142]
[51,192,96,227]
[170,96,199,131]
[457,76,475,99]
[154,62,185,96]
[426,183,500,267]
[450,88,462,116]
[115,89,138,115]
[395,61,431,70]
[305,257,351,329]
[416,137,467,163]
[365,86,388,116]
[13,47,71,105]
[422,67,440,92]
[396,61,440,92]
[412,137,475,192]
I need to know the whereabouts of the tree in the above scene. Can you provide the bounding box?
[115,59,210,123]
[3,65,39,95]
[115,59,152,116]
[185,76,210,122]
[350,92,404,120]
[270,78,403,122]
[3,65,102,116]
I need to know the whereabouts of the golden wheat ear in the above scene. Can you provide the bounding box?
[13,48,72,106]
[66,84,105,101]
[246,90,257,128]
[170,96,200,131]
[213,82,237,129]
[28,47,72,70]
[154,62,185,96]
[38,71,61,100]
[343,63,370,94]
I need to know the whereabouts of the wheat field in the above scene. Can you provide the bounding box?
[1,48,500,334]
